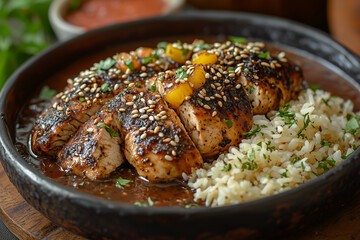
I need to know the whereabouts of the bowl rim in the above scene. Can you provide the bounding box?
[1,10,360,216]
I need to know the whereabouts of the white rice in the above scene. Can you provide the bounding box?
[188,89,360,207]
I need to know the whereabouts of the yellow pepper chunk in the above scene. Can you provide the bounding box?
[192,51,218,65]
[188,65,206,89]
[164,83,193,108]
[165,43,192,64]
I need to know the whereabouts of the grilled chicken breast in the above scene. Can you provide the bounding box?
[59,89,203,181]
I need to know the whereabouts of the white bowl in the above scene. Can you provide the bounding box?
[49,0,185,41]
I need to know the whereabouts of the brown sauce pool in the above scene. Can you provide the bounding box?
[15,37,360,208]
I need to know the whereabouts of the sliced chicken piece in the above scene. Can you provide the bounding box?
[59,115,124,179]
[156,69,253,158]
[59,89,203,181]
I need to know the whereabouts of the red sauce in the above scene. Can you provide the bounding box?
[65,0,167,30]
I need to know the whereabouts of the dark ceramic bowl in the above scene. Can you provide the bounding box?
[1,11,360,239]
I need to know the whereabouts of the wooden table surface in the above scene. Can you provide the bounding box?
[1,163,360,240]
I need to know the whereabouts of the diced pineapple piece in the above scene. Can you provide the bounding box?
[192,51,218,65]
[165,43,192,63]
[164,83,193,108]
[188,65,206,89]
[115,52,141,72]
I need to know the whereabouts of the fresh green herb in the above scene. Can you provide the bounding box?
[297,113,311,139]
[258,51,270,58]
[265,174,270,179]
[326,159,336,167]
[353,144,357,150]
[318,162,329,172]
[301,162,305,171]
[182,48,189,58]
[241,160,258,171]
[96,123,119,137]
[341,151,354,159]
[242,124,260,136]
[312,171,319,176]
[194,42,211,50]
[150,84,156,92]
[115,177,133,189]
[185,203,199,209]
[126,86,131,91]
[281,184,286,188]
[223,119,233,128]
[197,99,204,106]
[222,163,232,172]
[78,181,85,186]
[343,117,360,134]
[143,57,153,64]
[322,98,331,107]
[134,197,154,207]
[278,103,297,127]
[227,66,235,72]
[157,41,168,50]
[229,36,247,44]
[39,86,56,101]
[291,156,300,164]
[124,59,134,71]
[96,57,116,73]
[119,116,124,122]
[249,86,255,94]
[79,97,85,102]
[248,149,255,161]
[150,51,160,59]
[176,40,183,47]
[266,141,275,151]
[175,67,188,79]
[242,68,249,73]
[309,84,322,91]
[101,83,111,92]
[257,142,262,147]
[263,154,267,159]
[281,169,288,178]
[321,139,330,147]
[68,0,82,11]
[136,82,141,87]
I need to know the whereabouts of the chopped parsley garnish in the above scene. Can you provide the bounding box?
[343,117,360,134]
[301,162,305,171]
[96,123,119,137]
[182,48,189,58]
[322,98,331,107]
[101,83,111,92]
[176,40,183,47]
[297,113,311,139]
[341,151,354,159]
[95,57,116,73]
[227,66,235,72]
[157,41,168,50]
[291,156,300,164]
[278,103,297,127]
[321,139,330,147]
[318,162,329,172]
[281,169,288,178]
[175,67,188,79]
[257,142,262,147]
[229,36,247,44]
[241,150,258,171]
[150,84,156,92]
[79,97,85,102]
[265,141,275,151]
[197,99,204,106]
[185,203,199,208]
[39,86,57,101]
[119,116,124,122]
[249,86,255,94]
[242,68,249,73]
[312,171,319,176]
[134,197,154,207]
[143,57,153,64]
[222,163,232,172]
[326,159,336,167]
[124,59,134,71]
[258,51,270,59]
[194,42,211,50]
[265,174,270,179]
[309,84,322,91]
[150,51,160,59]
[136,82,141,87]
[242,124,260,136]
[158,76,164,81]
[223,119,233,128]
[115,177,133,189]
[248,149,255,161]
[78,181,85,186]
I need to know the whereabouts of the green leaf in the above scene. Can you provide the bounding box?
[150,84,156,92]
[96,123,119,137]
[223,119,233,128]
[222,163,232,172]
[194,43,211,50]
[309,84,321,91]
[124,59,134,71]
[321,139,330,147]
[95,57,116,73]
[249,86,255,94]
[175,67,188,79]
[242,124,260,136]
[248,149,255,161]
[291,156,300,164]
[197,99,204,106]
[115,177,133,189]
[79,97,85,102]
[39,86,56,101]
[297,113,311,139]
[143,57,153,64]
[157,41,168,50]
[258,51,270,59]
[101,83,111,92]
[229,36,247,44]
[344,117,359,134]
[185,203,199,208]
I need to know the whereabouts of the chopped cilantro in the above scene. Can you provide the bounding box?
[312,171,319,176]
[227,66,235,72]
[243,68,249,73]
[157,41,168,50]
[278,103,297,127]
[124,59,134,71]
[185,203,199,208]
[297,113,311,139]
[222,163,232,172]
[115,177,133,189]
[119,116,124,122]
[341,151,354,159]
[96,123,119,137]
[249,86,255,94]
[326,159,336,167]
[182,48,189,58]
[309,84,322,91]
[143,57,153,64]
[95,57,116,73]
[39,86,57,101]
[265,174,270,179]
[257,142,262,147]
[223,119,233,128]
[101,83,111,92]
[136,82,141,87]
[229,36,247,44]
[281,169,288,178]
[301,162,305,171]
[248,149,255,161]
[79,97,85,102]
[197,99,204,106]
[78,181,85,186]
[318,162,329,172]
[194,42,211,50]
[343,117,359,134]
[150,84,156,92]
[321,139,330,147]
[258,51,270,58]
[243,124,260,136]
[322,98,331,107]
[134,197,154,207]
[175,67,188,79]
[266,141,275,151]
[290,156,300,164]
[158,76,164,81]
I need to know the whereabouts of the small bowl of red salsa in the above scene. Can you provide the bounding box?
[49,0,185,40]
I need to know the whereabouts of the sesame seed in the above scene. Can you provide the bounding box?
[57,106,63,111]
[172,150,177,156]
[165,155,173,161]
[149,116,155,121]
[79,92,84,97]
[119,108,126,112]
[114,84,119,90]
[211,84,216,89]
[170,141,177,146]
[154,126,160,134]
[229,73,235,78]
[185,96,191,100]
[212,111,217,117]
[147,109,154,113]
[235,84,241,89]
[126,102,134,106]
[158,132,164,137]
[160,111,166,115]
[161,115,167,120]
[205,97,210,101]
[139,127,146,131]
[140,114,149,119]
[203,104,211,110]
[218,101,223,107]
[132,114,139,119]
[223,96,227,102]
[163,138,171,143]
[261,62,270,67]
[205,73,210,79]
[131,110,138,114]
[139,109,145,113]
[216,72,222,78]
[140,133,147,140]
[174,135,179,143]
[140,72,148,78]
[150,104,156,109]
[93,98,97,103]
[128,83,135,88]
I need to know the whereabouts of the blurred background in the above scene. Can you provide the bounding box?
[0,0,359,90]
